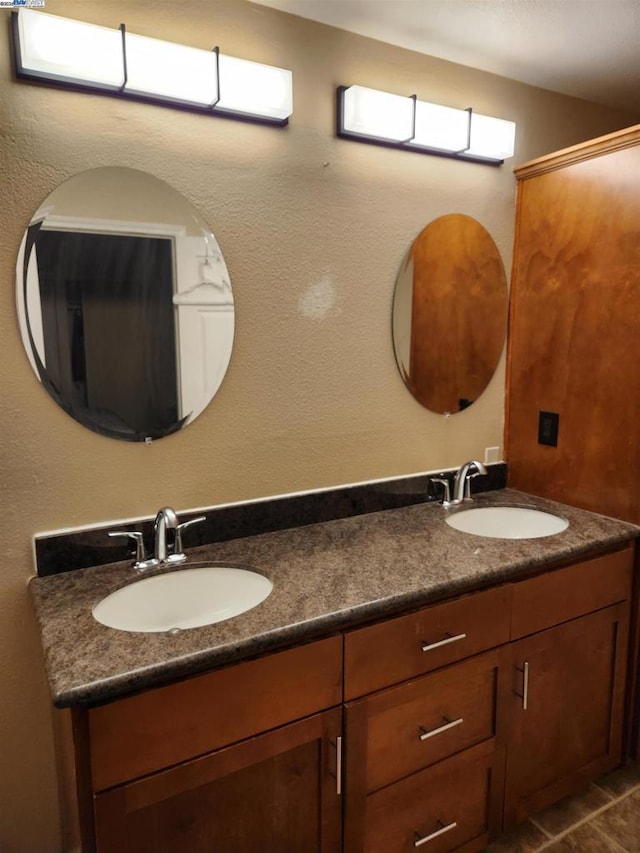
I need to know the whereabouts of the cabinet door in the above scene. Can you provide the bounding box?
[93,708,342,853]
[503,603,629,825]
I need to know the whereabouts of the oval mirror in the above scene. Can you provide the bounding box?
[392,213,507,415]
[16,167,234,441]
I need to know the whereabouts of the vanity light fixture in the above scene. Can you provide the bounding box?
[337,84,515,164]
[12,8,293,125]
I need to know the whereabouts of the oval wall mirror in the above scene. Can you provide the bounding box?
[392,213,508,415]
[16,167,234,442]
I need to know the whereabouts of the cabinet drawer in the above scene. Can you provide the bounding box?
[88,635,342,791]
[361,741,503,853]
[345,585,511,699]
[511,545,633,639]
[347,650,500,793]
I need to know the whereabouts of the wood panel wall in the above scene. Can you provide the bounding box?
[505,125,640,524]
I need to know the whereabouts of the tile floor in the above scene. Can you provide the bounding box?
[484,764,640,852]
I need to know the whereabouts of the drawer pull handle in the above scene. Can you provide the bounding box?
[329,736,343,796]
[515,661,530,710]
[418,716,463,741]
[421,632,466,653]
[414,820,458,847]
[335,735,343,796]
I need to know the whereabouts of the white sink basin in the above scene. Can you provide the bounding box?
[92,565,273,633]
[446,505,569,539]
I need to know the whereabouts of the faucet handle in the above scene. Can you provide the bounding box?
[429,477,452,506]
[108,530,157,572]
[173,516,206,562]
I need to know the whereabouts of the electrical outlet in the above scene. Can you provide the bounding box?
[538,411,559,446]
[484,446,500,464]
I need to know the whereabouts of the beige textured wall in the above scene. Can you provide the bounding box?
[1,1,638,849]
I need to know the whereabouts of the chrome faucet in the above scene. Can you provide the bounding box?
[430,460,487,508]
[108,506,205,571]
[153,506,206,565]
[452,460,487,504]
[153,506,179,563]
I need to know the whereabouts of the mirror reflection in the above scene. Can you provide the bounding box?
[392,213,507,415]
[17,167,234,441]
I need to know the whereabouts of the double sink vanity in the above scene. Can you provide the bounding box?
[29,479,639,853]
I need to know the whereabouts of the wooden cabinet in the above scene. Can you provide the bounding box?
[344,585,512,699]
[67,545,635,853]
[72,636,343,853]
[343,590,511,853]
[347,650,502,793]
[344,651,506,853]
[93,708,342,853]
[503,604,629,825]
[344,545,633,852]
[87,635,342,791]
[501,546,632,826]
[509,547,633,640]
[356,742,503,853]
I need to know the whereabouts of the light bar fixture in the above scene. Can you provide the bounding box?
[13,7,125,90]
[123,32,221,108]
[12,8,293,126]
[337,85,516,164]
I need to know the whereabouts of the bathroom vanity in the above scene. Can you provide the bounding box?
[29,490,639,852]
[343,546,633,852]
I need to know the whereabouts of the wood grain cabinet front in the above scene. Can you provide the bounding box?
[345,649,502,794]
[502,603,630,825]
[344,649,506,853]
[93,708,342,853]
[343,545,634,853]
[72,636,343,853]
[344,585,511,700]
[66,544,635,853]
[347,741,504,853]
[87,635,343,791]
[501,547,633,827]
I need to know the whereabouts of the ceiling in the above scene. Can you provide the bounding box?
[252,0,640,115]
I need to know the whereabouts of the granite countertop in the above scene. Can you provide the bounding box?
[29,489,639,708]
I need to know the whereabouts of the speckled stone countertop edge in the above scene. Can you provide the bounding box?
[35,564,513,708]
[29,489,640,708]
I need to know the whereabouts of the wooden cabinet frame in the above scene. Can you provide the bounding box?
[62,543,636,853]
[92,708,342,853]
[502,602,630,825]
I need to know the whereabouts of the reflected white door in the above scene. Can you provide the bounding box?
[174,302,234,422]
